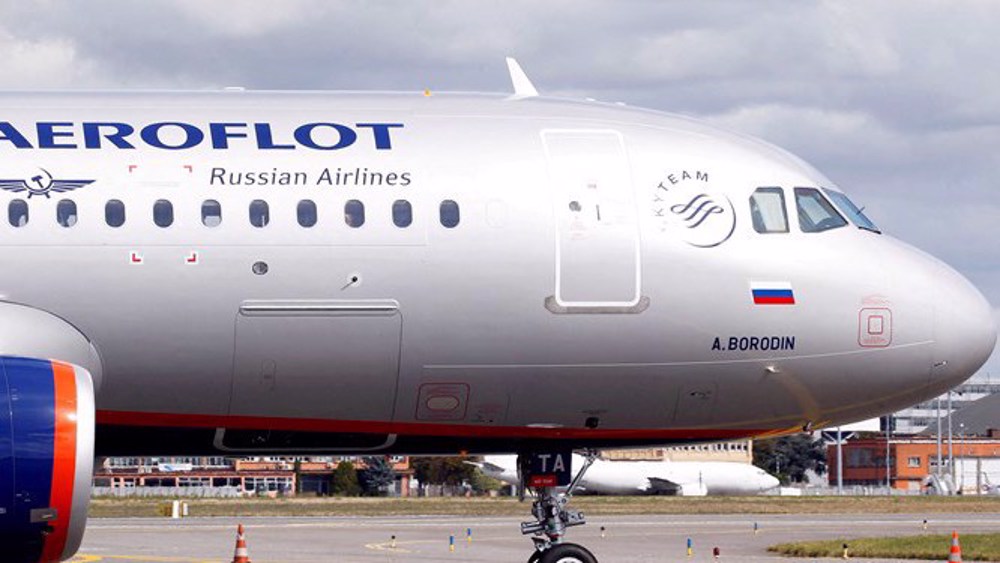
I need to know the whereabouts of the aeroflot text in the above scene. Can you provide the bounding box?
[0,122,403,150]
[711,336,796,351]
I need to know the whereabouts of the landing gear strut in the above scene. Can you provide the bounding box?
[518,450,599,563]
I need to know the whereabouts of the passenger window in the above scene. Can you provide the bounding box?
[297,199,317,228]
[105,200,126,228]
[57,199,77,228]
[249,200,269,228]
[344,200,365,228]
[794,188,847,233]
[749,188,788,233]
[392,200,412,228]
[439,200,460,228]
[8,199,27,227]
[153,199,174,228]
[201,200,222,227]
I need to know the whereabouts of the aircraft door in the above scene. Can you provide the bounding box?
[542,130,640,307]
[228,300,401,423]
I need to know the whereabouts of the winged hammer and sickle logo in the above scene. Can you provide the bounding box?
[0,168,95,198]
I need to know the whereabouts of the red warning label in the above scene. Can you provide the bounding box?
[859,308,892,348]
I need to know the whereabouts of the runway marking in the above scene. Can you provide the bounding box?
[74,555,223,562]
[363,542,413,553]
[78,514,1000,563]
[85,515,1000,530]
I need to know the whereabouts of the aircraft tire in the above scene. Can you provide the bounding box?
[536,543,598,563]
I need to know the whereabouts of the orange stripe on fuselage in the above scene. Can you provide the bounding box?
[40,362,77,563]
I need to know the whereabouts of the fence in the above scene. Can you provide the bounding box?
[92,486,244,498]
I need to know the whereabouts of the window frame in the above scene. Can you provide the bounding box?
[748,187,789,234]
[249,199,270,228]
[392,199,412,228]
[344,199,365,228]
[153,199,174,228]
[297,199,317,228]
[822,188,881,234]
[439,199,460,228]
[201,199,222,228]
[105,199,126,228]
[57,199,78,228]
[8,199,28,227]
[793,187,848,233]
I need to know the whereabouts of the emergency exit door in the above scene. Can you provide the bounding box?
[542,130,640,307]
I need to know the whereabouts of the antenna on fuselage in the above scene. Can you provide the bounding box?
[505,57,538,99]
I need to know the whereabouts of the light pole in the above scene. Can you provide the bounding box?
[936,396,943,477]
[885,414,892,493]
[836,426,843,495]
[948,390,955,487]
[959,423,966,494]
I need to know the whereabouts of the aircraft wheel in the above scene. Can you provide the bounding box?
[537,543,598,563]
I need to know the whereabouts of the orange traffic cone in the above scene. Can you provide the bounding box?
[948,530,962,563]
[232,524,252,563]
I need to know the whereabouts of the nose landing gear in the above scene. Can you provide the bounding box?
[518,450,599,563]
[528,543,597,563]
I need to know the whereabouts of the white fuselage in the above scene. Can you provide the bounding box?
[0,91,992,455]
[481,455,780,496]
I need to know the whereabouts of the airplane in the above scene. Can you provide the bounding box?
[0,58,994,563]
[475,454,781,496]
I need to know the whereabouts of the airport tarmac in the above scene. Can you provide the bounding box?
[75,512,1000,562]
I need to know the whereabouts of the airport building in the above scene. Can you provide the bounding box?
[93,456,414,497]
[890,375,1000,434]
[602,440,753,463]
[827,434,1000,493]
[828,370,1000,493]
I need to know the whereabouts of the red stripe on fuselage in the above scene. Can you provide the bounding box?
[96,409,764,442]
[41,362,78,563]
[753,296,796,305]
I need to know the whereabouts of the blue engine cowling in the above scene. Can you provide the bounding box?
[0,356,95,563]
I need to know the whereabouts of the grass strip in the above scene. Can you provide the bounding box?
[769,533,1000,561]
[89,495,1000,519]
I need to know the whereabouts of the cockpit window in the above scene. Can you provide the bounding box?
[794,188,847,233]
[749,187,789,233]
[823,188,880,233]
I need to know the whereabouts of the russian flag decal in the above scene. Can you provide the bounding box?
[751,281,795,305]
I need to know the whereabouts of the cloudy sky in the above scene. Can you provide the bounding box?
[0,1,996,375]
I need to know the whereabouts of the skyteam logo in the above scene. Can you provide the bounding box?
[0,168,95,198]
[650,169,736,248]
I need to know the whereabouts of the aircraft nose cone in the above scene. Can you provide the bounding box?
[934,269,996,386]
[763,474,780,491]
